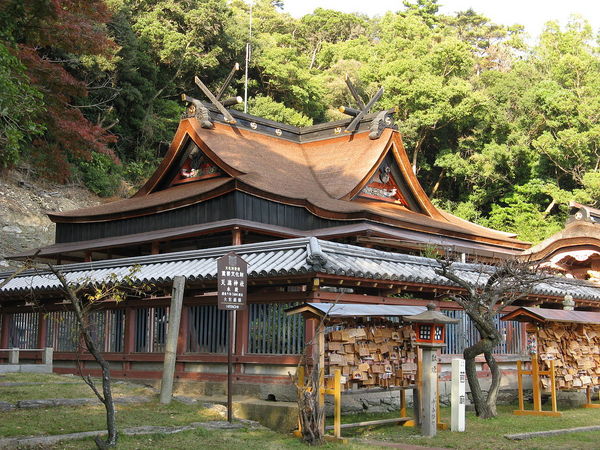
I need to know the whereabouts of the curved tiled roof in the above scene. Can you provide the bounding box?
[48,118,528,251]
[2,238,599,302]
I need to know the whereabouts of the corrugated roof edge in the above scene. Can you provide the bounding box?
[2,237,600,298]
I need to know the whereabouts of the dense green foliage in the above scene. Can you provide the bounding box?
[1,0,599,242]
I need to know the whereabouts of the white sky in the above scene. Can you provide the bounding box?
[281,0,600,39]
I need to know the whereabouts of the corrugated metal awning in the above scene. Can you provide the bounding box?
[3,237,600,302]
[286,302,426,318]
[501,307,600,325]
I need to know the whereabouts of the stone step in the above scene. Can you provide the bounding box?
[0,395,151,411]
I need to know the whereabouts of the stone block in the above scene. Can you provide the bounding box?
[556,390,586,409]
[233,399,298,433]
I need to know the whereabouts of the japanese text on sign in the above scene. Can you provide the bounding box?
[217,253,248,310]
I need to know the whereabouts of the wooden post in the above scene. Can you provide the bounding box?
[550,360,557,413]
[532,358,541,412]
[333,369,341,439]
[296,365,305,436]
[1,313,10,349]
[232,227,242,246]
[123,307,135,372]
[400,389,407,418]
[176,306,189,373]
[415,347,422,426]
[235,307,249,355]
[37,312,47,352]
[159,276,186,404]
[228,309,234,422]
[316,324,325,435]
[517,360,524,412]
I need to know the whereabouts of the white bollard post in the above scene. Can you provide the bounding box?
[451,358,466,432]
[8,348,19,365]
[42,347,53,365]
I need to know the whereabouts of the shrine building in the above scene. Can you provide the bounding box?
[2,94,600,395]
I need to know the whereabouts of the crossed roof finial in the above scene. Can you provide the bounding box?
[182,63,243,128]
[339,75,384,134]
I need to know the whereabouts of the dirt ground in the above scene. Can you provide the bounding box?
[0,168,103,267]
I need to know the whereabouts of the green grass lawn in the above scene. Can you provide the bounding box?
[0,377,153,403]
[334,405,600,449]
[2,373,600,449]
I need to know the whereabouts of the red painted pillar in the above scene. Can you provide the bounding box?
[236,308,249,357]
[123,307,135,373]
[1,313,10,348]
[1,313,10,363]
[305,315,318,366]
[232,227,242,246]
[175,305,189,375]
[37,312,47,361]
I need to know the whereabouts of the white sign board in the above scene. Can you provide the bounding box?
[451,358,466,432]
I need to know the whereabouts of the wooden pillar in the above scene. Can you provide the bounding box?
[123,307,135,372]
[37,312,47,356]
[1,313,10,349]
[84,251,92,262]
[151,241,160,255]
[304,315,318,365]
[232,227,242,246]
[176,305,188,354]
[234,307,249,375]
[235,307,249,356]
[176,305,189,374]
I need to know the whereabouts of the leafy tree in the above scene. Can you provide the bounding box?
[0,43,45,168]
[0,0,118,180]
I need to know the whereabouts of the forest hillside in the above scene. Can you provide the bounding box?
[1,0,600,244]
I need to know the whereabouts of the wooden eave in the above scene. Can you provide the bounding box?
[47,116,529,252]
[343,132,444,220]
[134,119,243,197]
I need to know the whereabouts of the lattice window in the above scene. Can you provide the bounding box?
[248,303,304,355]
[89,310,125,353]
[46,311,78,352]
[9,312,39,349]
[187,305,228,353]
[135,307,168,353]
[46,309,125,353]
[419,324,431,340]
[442,310,525,355]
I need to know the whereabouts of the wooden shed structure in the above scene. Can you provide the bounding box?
[502,307,600,391]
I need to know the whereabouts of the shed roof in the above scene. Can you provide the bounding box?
[501,307,600,325]
[286,302,426,318]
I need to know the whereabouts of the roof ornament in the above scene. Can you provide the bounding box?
[306,237,328,271]
[338,75,394,140]
[181,63,243,129]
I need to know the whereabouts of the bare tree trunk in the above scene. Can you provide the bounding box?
[297,359,324,445]
[49,267,118,448]
[484,350,501,417]
[463,335,500,419]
